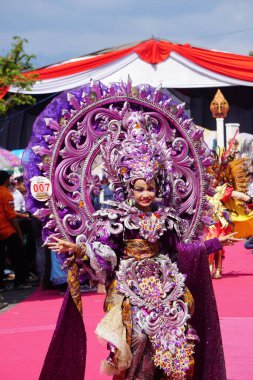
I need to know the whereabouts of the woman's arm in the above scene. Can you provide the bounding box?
[46,236,83,255]
[204,237,222,255]
[46,232,120,285]
[204,232,241,255]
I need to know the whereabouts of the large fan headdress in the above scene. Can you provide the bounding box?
[22,79,213,242]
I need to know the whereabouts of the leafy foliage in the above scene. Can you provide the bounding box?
[0,36,38,115]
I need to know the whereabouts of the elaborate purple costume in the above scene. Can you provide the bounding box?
[23,80,226,379]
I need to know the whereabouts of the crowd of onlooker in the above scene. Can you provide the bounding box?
[0,170,48,309]
[0,169,103,311]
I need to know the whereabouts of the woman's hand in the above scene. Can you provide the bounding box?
[218,232,242,246]
[46,236,78,253]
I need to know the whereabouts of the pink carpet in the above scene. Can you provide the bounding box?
[0,241,252,380]
[212,241,253,380]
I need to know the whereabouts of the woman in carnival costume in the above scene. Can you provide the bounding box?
[205,150,237,280]
[222,156,253,238]
[219,137,253,239]
[205,142,252,279]
[23,80,238,380]
[205,183,234,279]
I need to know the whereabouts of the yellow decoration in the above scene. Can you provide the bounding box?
[67,262,82,315]
[224,198,253,238]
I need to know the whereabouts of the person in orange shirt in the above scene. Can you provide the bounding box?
[0,170,31,290]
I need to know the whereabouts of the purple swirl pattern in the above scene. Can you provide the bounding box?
[23,79,213,242]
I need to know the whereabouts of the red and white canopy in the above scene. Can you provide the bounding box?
[8,38,253,94]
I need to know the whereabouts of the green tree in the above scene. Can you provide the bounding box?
[0,36,38,116]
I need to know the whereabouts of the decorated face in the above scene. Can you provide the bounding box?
[132,178,156,211]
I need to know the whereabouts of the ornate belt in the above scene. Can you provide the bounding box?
[124,239,159,260]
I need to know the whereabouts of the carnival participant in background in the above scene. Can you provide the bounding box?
[206,137,253,279]
[221,138,253,238]
[222,157,253,238]
[205,182,234,279]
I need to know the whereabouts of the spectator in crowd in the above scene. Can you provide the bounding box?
[12,176,37,281]
[12,176,45,284]
[31,215,46,284]
[12,176,27,215]
[0,170,31,290]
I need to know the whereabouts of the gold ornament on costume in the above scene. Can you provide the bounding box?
[206,150,233,188]
[207,184,231,229]
[67,263,82,314]
[89,90,97,102]
[131,87,139,98]
[124,239,159,259]
[229,158,250,194]
[227,138,240,159]
[210,89,229,118]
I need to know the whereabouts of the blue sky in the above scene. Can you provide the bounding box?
[1,0,253,67]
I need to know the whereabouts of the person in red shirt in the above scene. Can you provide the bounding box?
[0,170,31,290]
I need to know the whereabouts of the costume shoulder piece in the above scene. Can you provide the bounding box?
[22,78,214,244]
[89,200,182,243]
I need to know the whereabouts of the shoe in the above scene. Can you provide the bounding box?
[213,269,222,279]
[97,283,106,294]
[4,273,15,280]
[16,283,33,290]
[27,277,39,285]
[0,302,8,310]
[28,272,39,282]
[80,284,92,293]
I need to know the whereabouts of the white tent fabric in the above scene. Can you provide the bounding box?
[8,39,253,94]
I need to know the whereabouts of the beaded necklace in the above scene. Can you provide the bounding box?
[130,208,167,243]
